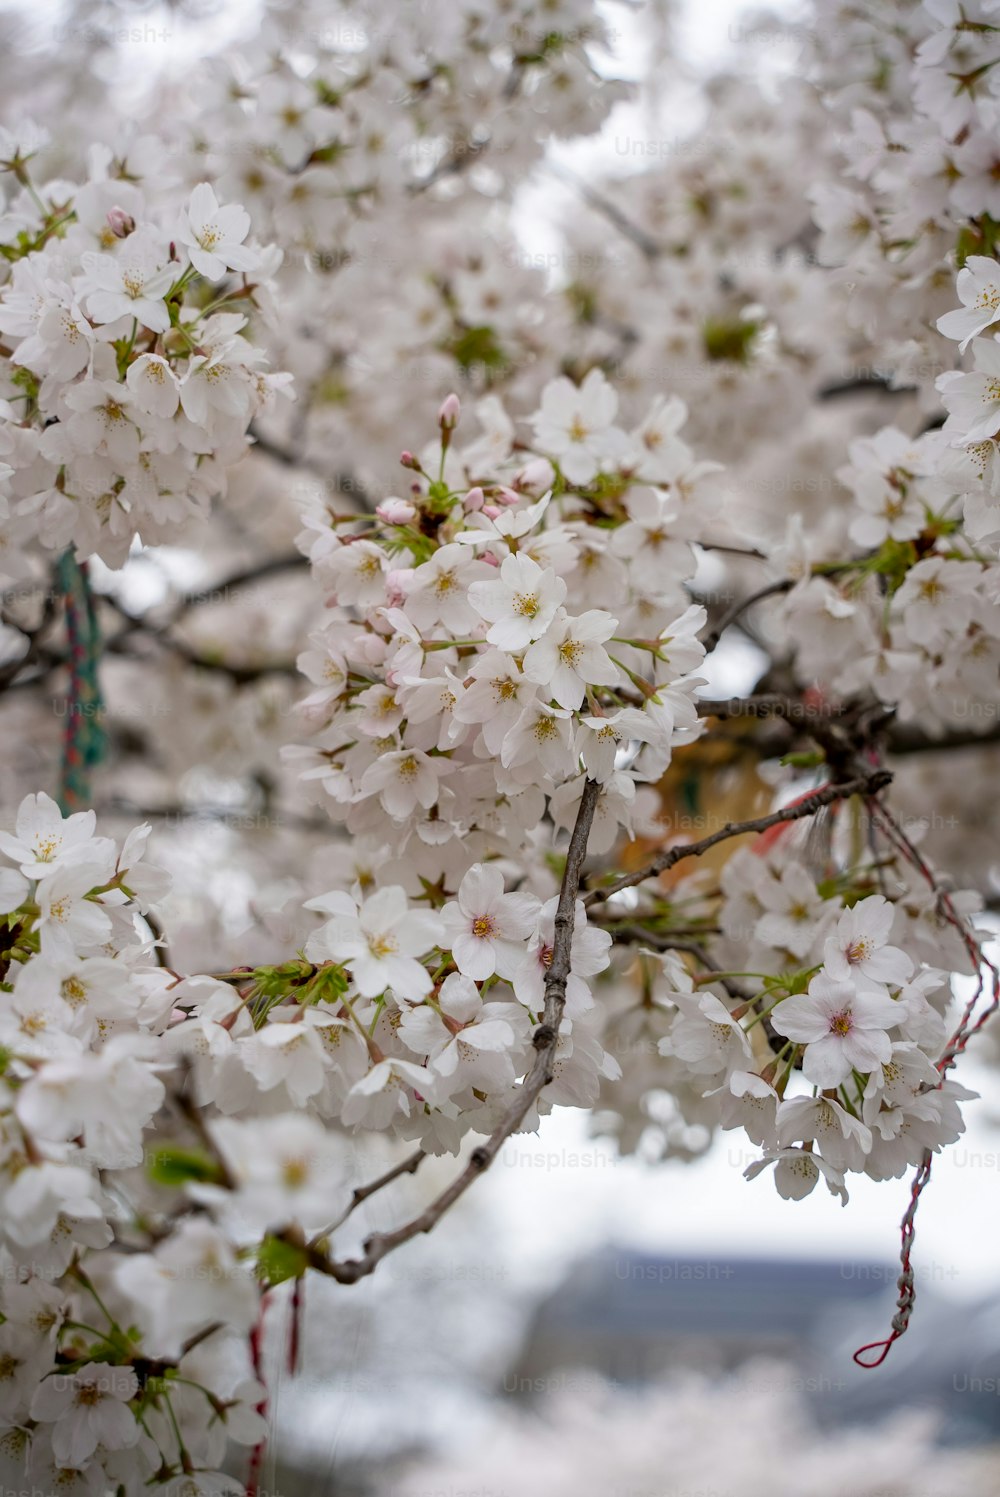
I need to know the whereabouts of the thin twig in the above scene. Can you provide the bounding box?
[700,579,795,653]
[584,769,892,907]
[311,1147,427,1246]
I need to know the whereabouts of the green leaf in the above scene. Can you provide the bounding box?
[147,1146,225,1188]
[257,1234,308,1287]
[446,324,508,374]
[702,316,761,364]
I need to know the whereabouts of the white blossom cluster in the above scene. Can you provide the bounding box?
[0,0,997,1490]
[0,126,290,572]
[0,795,266,1494]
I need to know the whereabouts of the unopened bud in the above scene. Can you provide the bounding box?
[464,486,485,512]
[482,504,502,520]
[385,567,414,607]
[400,450,422,471]
[438,393,461,431]
[106,206,135,239]
[515,457,555,493]
[376,497,417,525]
[493,486,520,507]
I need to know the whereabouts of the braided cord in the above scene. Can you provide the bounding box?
[57,550,106,812]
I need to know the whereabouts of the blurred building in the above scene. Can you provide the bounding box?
[507,1246,1000,1443]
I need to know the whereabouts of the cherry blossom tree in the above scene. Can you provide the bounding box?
[1,0,999,1490]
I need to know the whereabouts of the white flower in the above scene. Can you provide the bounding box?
[30,1362,139,1468]
[242,1008,344,1105]
[776,1094,872,1172]
[771,972,902,1087]
[528,369,630,485]
[306,884,443,999]
[522,608,620,710]
[1,1162,108,1255]
[81,232,174,333]
[323,539,389,608]
[35,859,114,960]
[114,1220,257,1358]
[468,551,567,651]
[937,335,1000,444]
[450,649,536,755]
[936,255,1000,351]
[403,543,491,633]
[658,990,752,1077]
[753,861,829,959]
[341,1056,440,1129]
[500,700,575,777]
[0,792,103,877]
[17,1036,165,1167]
[177,183,259,281]
[611,489,694,593]
[125,352,181,417]
[629,394,690,482]
[401,973,523,1095]
[62,378,141,466]
[894,557,980,650]
[441,863,541,980]
[198,1114,351,1239]
[512,897,611,1016]
[745,1147,848,1205]
[358,747,449,820]
[573,708,660,782]
[822,894,914,991]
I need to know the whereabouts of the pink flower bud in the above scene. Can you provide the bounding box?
[400,450,421,471]
[464,486,485,512]
[385,568,414,607]
[106,206,136,239]
[515,457,555,493]
[438,393,461,430]
[376,497,417,525]
[482,504,502,519]
[482,550,500,567]
[494,486,520,507]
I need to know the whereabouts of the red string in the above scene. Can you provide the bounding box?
[288,1275,303,1375]
[852,797,999,1369]
[245,1293,270,1497]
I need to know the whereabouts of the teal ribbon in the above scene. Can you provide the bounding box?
[57,550,106,812]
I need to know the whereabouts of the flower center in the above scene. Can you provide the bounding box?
[512,590,539,618]
[368,932,399,959]
[471,915,497,939]
[829,1012,853,1036]
[282,1157,309,1189]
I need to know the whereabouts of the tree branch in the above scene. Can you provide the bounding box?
[584,769,892,906]
[293,777,602,1286]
